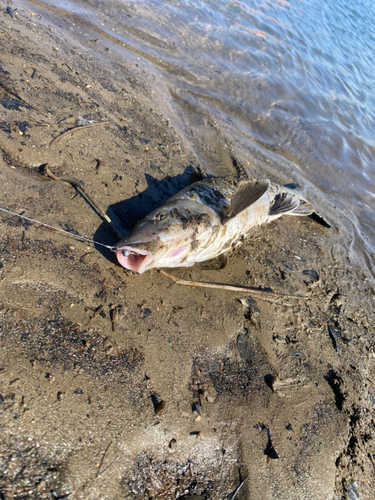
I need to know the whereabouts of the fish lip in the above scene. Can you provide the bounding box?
[115,245,153,274]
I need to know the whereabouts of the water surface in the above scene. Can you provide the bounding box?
[21,0,375,274]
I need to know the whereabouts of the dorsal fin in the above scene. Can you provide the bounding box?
[221,179,270,224]
[269,192,300,216]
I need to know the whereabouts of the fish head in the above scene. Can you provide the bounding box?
[114,203,210,273]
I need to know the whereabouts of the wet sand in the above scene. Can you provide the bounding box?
[1,5,375,499]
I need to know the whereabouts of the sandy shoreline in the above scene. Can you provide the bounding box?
[1,4,375,499]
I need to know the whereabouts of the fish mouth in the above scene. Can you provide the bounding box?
[116,246,153,274]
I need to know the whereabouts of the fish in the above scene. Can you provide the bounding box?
[114,175,314,274]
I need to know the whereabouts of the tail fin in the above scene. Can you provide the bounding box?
[289,200,314,216]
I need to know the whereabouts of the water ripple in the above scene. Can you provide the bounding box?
[28,0,375,275]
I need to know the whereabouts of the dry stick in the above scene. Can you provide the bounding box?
[230,477,247,500]
[96,440,113,478]
[160,270,308,300]
[43,164,123,239]
[86,304,105,327]
[49,121,110,146]
[29,116,49,126]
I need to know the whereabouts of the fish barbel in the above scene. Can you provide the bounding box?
[114,175,313,273]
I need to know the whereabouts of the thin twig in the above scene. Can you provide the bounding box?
[97,460,115,478]
[44,164,80,187]
[230,477,247,500]
[160,270,307,300]
[43,164,123,238]
[29,116,49,126]
[86,304,104,327]
[49,121,110,145]
[96,441,112,477]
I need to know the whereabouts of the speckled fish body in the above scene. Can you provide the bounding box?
[114,176,313,273]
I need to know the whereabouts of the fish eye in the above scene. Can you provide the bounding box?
[153,211,167,221]
[122,249,131,257]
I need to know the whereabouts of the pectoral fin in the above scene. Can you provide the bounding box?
[221,179,270,224]
[269,192,300,216]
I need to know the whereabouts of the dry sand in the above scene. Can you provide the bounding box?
[0,4,375,499]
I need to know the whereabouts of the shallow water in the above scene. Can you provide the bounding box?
[21,0,375,274]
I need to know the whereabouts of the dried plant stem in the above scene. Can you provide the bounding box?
[230,477,247,500]
[49,121,110,145]
[160,270,307,300]
[43,164,122,238]
[86,304,105,327]
[96,441,113,478]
